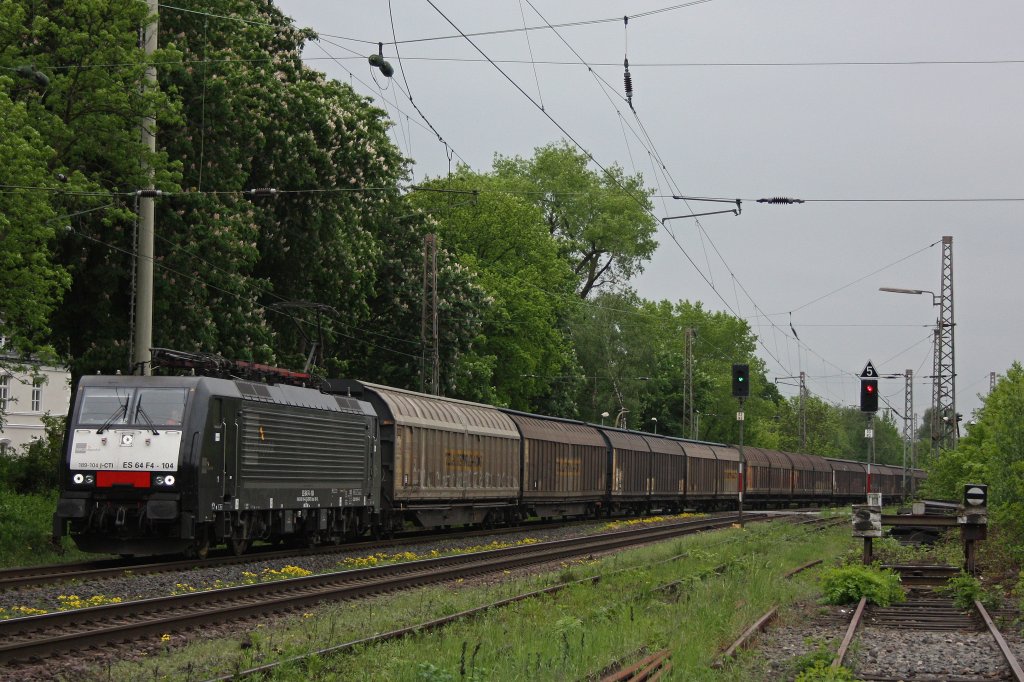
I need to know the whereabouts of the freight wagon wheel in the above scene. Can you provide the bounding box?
[229,537,249,556]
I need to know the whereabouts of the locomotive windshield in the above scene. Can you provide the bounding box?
[78,387,188,427]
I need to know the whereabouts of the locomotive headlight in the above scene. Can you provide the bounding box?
[163,475,175,486]
[73,473,84,484]
[155,476,164,485]
[85,474,94,484]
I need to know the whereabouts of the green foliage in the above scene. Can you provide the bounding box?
[939,572,999,611]
[568,292,783,443]
[0,414,64,494]
[871,534,961,567]
[0,81,71,356]
[77,518,847,680]
[410,167,579,408]
[1,0,183,374]
[0,489,95,567]
[920,362,1024,561]
[820,564,905,607]
[416,663,455,682]
[788,639,836,676]
[795,660,857,682]
[492,142,658,299]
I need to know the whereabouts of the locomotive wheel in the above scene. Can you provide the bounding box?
[187,529,211,560]
[229,537,249,556]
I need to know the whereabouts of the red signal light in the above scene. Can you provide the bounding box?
[860,378,879,412]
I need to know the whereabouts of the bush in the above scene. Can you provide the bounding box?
[0,414,64,494]
[820,564,905,607]
[941,572,999,611]
[795,661,857,682]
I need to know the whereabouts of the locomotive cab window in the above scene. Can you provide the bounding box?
[78,387,188,427]
[135,388,188,426]
[77,387,131,426]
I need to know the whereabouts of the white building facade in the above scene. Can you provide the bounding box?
[0,362,71,454]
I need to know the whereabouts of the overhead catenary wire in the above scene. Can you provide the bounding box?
[65,223,425,362]
[9,5,983,409]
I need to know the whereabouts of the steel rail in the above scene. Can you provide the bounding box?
[0,518,590,591]
[711,607,778,668]
[0,515,741,663]
[975,599,1024,682]
[600,649,672,681]
[783,559,823,579]
[832,596,867,669]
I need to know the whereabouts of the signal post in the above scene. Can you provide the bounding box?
[732,364,749,527]
[860,361,879,494]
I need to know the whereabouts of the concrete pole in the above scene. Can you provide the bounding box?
[133,0,158,376]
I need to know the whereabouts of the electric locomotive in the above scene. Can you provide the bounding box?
[53,373,378,557]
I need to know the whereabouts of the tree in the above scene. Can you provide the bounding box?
[1,0,183,376]
[154,2,490,390]
[922,362,1024,552]
[410,168,580,409]
[493,142,658,299]
[568,292,783,445]
[0,81,71,357]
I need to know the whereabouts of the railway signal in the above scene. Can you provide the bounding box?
[731,364,750,397]
[964,484,987,508]
[860,379,879,412]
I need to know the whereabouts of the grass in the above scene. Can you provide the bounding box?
[0,489,96,568]
[77,518,853,682]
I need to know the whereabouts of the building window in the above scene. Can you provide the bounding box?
[31,379,42,412]
[0,375,8,412]
[0,439,11,455]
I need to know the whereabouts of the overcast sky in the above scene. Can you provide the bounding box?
[274,0,1023,427]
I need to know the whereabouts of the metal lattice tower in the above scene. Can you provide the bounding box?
[421,234,440,395]
[798,371,807,452]
[931,235,956,454]
[903,369,913,496]
[685,328,695,439]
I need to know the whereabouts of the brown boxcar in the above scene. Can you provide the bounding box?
[641,434,686,511]
[872,463,904,500]
[784,451,833,500]
[829,458,867,499]
[710,444,740,499]
[677,439,719,504]
[743,447,792,499]
[335,382,521,529]
[504,411,608,518]
[602,427,654,511]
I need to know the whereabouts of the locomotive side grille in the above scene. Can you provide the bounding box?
[239,406,368,482]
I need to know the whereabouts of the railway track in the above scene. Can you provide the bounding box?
[0,514,744,665]
[0,516,608,592]
[833,592,1024,681]
[0,510,802,592]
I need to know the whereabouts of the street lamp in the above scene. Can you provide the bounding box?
[616,408,630,429]
[878,287,940,306]
[650,417,658,434]
[880,285,954,456]
[694,411,718,441]
[600,411,609,426]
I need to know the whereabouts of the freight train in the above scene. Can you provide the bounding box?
[53,366,923,557]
